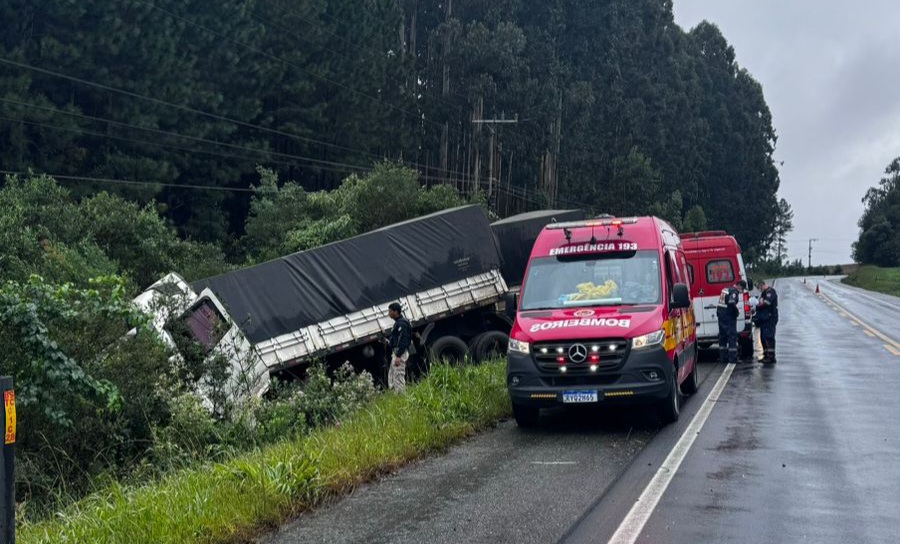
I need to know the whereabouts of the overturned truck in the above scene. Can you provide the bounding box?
[135,205,515,398]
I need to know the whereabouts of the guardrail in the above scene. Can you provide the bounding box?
[1,376,14,544]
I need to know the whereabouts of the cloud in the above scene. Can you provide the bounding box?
[673,0,900,264]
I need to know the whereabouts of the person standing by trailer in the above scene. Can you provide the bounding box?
[755,280,779,364]
[387,302,412,392]
[717,280,747,363]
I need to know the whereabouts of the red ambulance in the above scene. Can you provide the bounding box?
[680,231,753,357]
[505,216,698,427]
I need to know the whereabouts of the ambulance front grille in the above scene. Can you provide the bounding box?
[532,339,630,374]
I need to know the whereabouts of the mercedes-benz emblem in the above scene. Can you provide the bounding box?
[568,343,588,363]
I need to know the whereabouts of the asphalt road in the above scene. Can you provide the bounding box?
[261,277,900,544]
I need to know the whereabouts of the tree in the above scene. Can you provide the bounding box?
[771,198,794,265]
[682,205,708,232]
[853,157,900,266]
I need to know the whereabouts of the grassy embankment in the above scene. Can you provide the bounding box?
[842,265,900,297]
[19,362,510,544]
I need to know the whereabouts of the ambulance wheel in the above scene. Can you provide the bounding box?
[428,335,469,365]
[657,369,681,424]
[680,361,699,396]
[512,403,540,428]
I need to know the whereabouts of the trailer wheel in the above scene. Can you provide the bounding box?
[428,335,469,365]
[468,332,488,350]
[473,331,509,363]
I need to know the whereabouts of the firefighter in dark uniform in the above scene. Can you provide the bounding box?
[755,280,779,364]
[717,280,747,364]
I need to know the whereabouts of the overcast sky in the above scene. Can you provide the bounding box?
[673,1,900,266]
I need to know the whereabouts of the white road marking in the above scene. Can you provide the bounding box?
[607,363,736,544]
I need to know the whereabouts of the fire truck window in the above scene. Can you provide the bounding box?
[706,259,735,284]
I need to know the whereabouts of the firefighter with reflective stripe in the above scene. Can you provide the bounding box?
[717,280,747,363]
[755,280,779,363]
[387,302,412,392]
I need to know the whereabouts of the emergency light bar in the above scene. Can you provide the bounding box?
[546,217,639,230]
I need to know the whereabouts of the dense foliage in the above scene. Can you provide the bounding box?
[1,270,376,517]
[854,157,900,266]
[0,0,783,258]
[0,167,462,518]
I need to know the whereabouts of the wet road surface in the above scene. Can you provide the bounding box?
[261,278,900,544]
[577,277,900,543]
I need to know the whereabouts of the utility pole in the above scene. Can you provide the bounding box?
[808,238,819,269]
[1,376,14,544]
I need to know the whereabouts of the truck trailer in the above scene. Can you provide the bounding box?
[134,205,514,398]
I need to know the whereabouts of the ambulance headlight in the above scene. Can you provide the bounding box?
[508,338,531,355]
[631,330,665,350]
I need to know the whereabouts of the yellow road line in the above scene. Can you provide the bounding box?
[886,345,900,357]
[818,291,900,350]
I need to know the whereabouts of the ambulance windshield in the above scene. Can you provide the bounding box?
[520,250,661,310]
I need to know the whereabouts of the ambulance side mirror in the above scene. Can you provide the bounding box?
[671,283,690,309]
[504,292,518,320]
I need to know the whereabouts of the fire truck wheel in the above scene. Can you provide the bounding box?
[680,360,699,396]
[512,402,540,428]
[657,368,681,424]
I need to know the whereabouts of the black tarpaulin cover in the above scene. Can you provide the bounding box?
[491,209,585,286]
[193,205,501,344]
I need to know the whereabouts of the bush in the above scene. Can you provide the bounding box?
[0,275,178,517]
[255,363,376,440]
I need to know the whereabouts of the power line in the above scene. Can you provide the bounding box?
[0,115,388,181]
[0,64,485,182]
[0,166,480,194]
[0,98,376,173]
[0,170,269,193]
[0,57,375,159]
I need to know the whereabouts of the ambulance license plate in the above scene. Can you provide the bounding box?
[561,390,598,403]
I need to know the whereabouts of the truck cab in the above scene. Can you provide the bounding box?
[506,216,698,427]
[680,231,752,356]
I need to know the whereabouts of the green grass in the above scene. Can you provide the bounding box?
[842,265,900,297]
[18,362,511,544]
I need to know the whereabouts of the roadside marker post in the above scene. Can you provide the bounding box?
[1,376,14,544]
